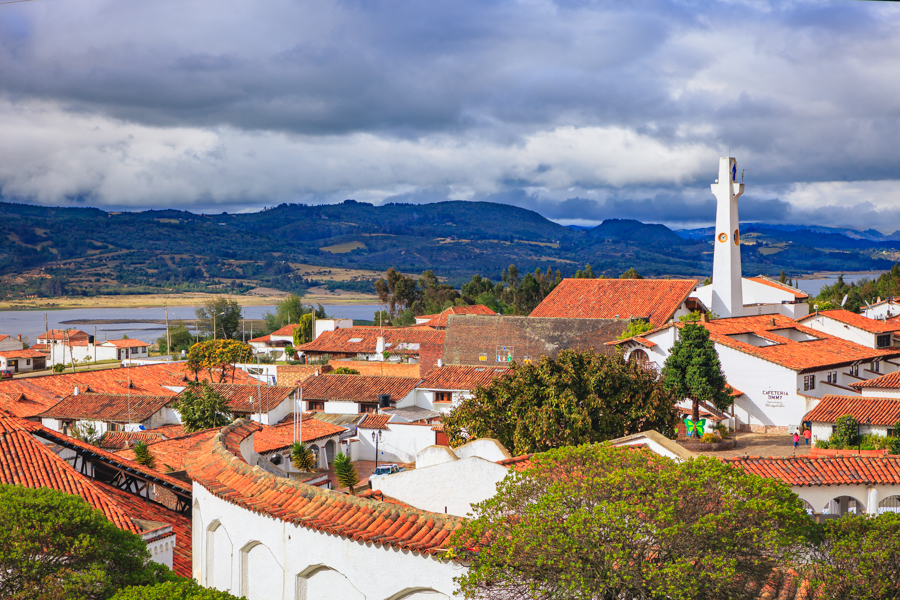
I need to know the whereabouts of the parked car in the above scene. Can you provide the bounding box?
[369,464,405,479]
[0,370,12,380]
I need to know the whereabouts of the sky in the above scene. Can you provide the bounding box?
[2,0,900,231]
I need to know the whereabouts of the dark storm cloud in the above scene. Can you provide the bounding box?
[2,0,900,228]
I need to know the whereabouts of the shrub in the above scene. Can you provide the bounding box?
[816,439,831,450]
[333,453,359,495]
[331,367,360,375]
[133,441,156,469]
[257,354,275,365]
[832,415,859,448]
[290,441,316,472]
[888,436,900,456]
[715,423,729,438]
[701,432,722,444]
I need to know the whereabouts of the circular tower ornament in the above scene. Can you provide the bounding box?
[718,232,728,243]
[734,229,740,245]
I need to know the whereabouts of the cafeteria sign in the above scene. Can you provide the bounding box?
[764,390,787,408]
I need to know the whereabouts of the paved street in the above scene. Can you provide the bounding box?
[712,431,813,459]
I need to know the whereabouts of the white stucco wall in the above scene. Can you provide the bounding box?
[800,315,880,349]
[323,401,363,415]
[358,424,437,463]
[372,457,509,517]
[192,485,461,600]
[863,302,900,320]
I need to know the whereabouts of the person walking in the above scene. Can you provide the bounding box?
[803,428,812,446]
[792,431,800,449]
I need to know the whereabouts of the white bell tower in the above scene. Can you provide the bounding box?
[710,157,744,317]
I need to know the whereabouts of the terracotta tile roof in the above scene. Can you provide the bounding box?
[0,349,48,359]
[99,430,170,450]
[116,428,219,472]
[148,423,190,438]
[270,324,300,337]
[358,414,391,430]
[417,365,511,391]
[248,334,271,343]
[625,315,900,373]
[805,395,900,426]
[725,454,900,486]
[253,418,347,454]
[30,343,50,351]
[727,385,743,397]
[0,363,257,418]
[184,419,464,555]
[297,327,445,355]
[529,278,698,326]
[38,393,173,423]
[421,305,497,328]
[24,420,192,493]
[0,414,139,533]
[201,383,297,414]
[91,480,192,577]
[38,329,89,341]
[300,375,419,404]
[850,371,900,390]
[498,454,534,472]
[277,365,333,386]
[800,309,900,334]
[747,276,809,299]
[0,335,7,342]
[103,339,150,348]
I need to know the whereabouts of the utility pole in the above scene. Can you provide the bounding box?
[94,326,97,363]
[65,329,74,373]
[213,311,217,341]
[165,301,171,359]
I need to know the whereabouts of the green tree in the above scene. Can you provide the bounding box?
[156,320,195,355]
[831,414,859,448]
[185,339,254,383]
[374,267,419,318]
[111,579,245,600]
[70,420,102,445]
[573,264,595,279]
[0,485,174,600]
[132,441,156,469]
[290,441,316,472]
[262,294,325,332]
[443,349,678,455]
[195,297,242,340]
[174,381,232,433]
[807,513,900,600]
[333,453,359,495]
[453,444,810,600]
[619,266,643,279]
[779,269,787,284]
[292,312,314,347]
[617,319,654,340]
[661,324,732,436]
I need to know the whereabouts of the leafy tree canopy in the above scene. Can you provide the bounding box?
[195,297,242,340]
[174,381,232,433]
[453,444,811,600]
[813,264,900,313]
[443,349,678,455]
[0,485,174,600]
[661,324,732,433]
[263,294,325,333]
[157,320,195,355]
[617,319,654,340]
[807,512,900,600]
[619,266,643,279]
[185,339,254,383]
[111,579,245,600]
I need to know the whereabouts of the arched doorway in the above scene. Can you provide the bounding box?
[879,495,900,514]
[823,495,866,516]
[324,439,336,465]
[630,349,649,364]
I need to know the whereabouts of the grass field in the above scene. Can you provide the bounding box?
[320,241,366,253]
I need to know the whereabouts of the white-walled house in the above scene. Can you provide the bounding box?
[357,414,444,463]
[199,383,301,425]
[37,335,150,366]
[804,394,900,443]
[398,365,510,413]
[38,392,179,436]
[851,371,900,399]
[613,314,900,433]
[863,297,900,320]
[0,334,25,352]
[798,309,900,349]
[299,374,418,414]
[0,349,47,373]
[185,420,463,600]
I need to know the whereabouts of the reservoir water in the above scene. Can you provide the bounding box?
[0,304,383,345]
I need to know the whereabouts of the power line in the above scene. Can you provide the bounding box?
[0,0,37,5]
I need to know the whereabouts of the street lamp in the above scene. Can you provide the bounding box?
[213,310,225,341]
[372,430,382,469]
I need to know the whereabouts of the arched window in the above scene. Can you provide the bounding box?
[630,349,649,364]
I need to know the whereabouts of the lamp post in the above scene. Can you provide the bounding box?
[213,310,225,340]
[372,430,382,470]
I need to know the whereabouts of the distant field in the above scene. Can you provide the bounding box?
[320,241,366,253]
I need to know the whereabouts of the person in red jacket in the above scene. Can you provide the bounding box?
[803,428,812,446]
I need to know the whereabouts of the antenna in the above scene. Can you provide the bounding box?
[841,294,848,308]
[741,169,750,183]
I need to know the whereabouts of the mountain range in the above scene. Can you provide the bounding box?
[0,200,896,298]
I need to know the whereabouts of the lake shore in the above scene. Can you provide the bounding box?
[0,290,382,311]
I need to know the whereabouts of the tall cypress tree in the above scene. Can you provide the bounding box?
[661,324,732,437]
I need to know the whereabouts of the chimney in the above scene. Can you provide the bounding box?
[376,336,385,361]
[73,386,79,396]
[17,334,21,342]
[437,358,443,368]
[700,313,709,323]
[769,318,776,327]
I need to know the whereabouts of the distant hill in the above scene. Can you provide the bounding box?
[0,200,896,299]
